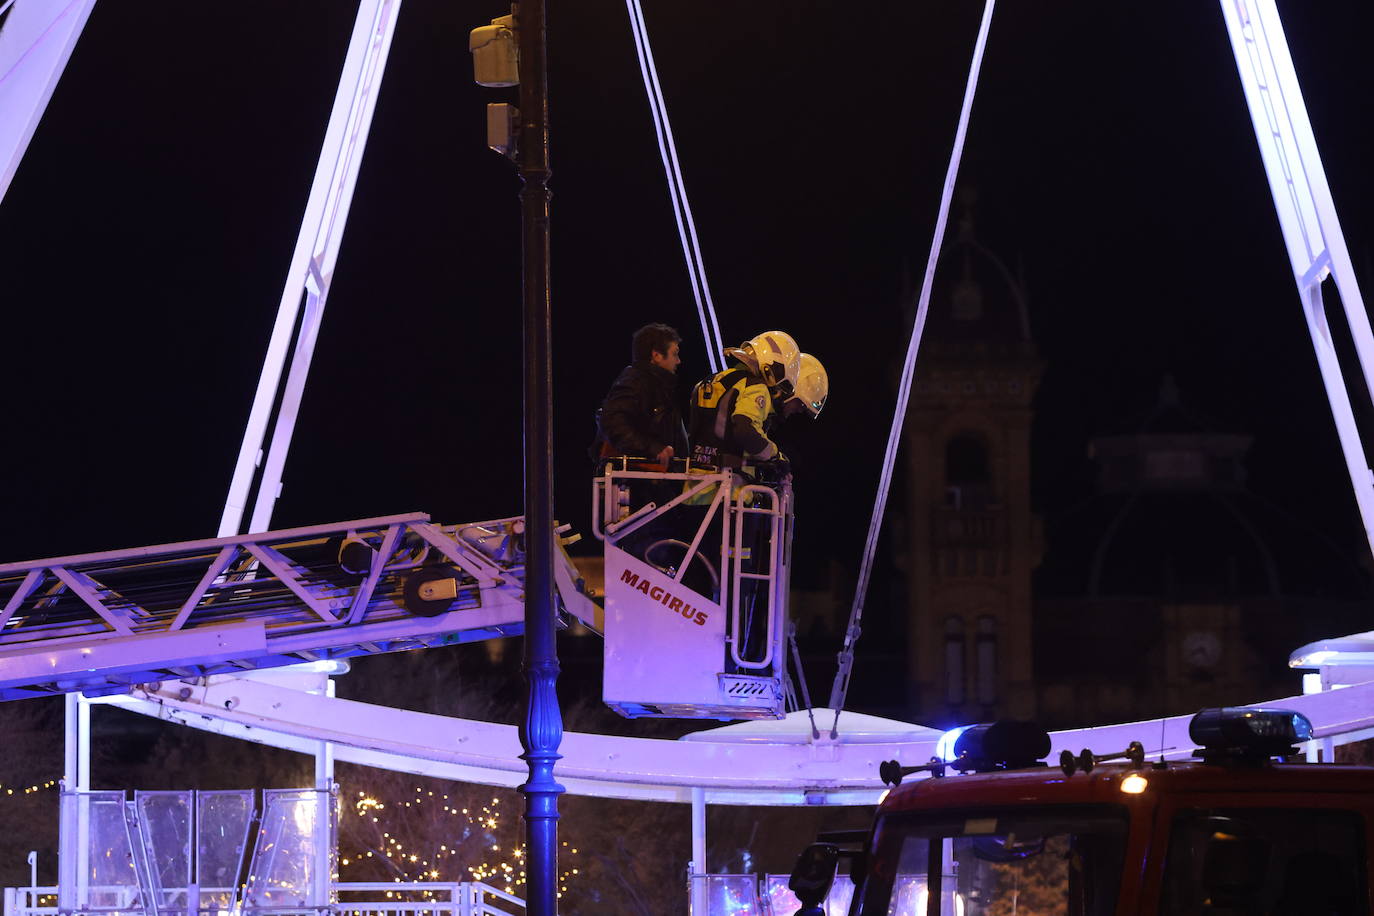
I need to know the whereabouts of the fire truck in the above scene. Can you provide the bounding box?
[787,707,1370,915]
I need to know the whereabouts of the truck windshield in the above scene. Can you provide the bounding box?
[857,805,1128,916]
[1159,807,1367,915]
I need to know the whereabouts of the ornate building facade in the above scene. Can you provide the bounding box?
[901,199,1044,725]
[797,194,1370,730]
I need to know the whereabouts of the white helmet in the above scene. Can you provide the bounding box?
[789,353,828,417]
[725,330,801,394]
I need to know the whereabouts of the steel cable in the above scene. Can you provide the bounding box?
[825,0,999,737]
[625,0,726,372]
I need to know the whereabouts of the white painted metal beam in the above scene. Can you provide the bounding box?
[0,513,559,699]
[0,512,430,574]
[0,0,98,205]
[92,675,1374,807]
[1219,0,1374,556]
[221,0,402,537]
[0,623,265,689]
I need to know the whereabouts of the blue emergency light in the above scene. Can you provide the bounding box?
[878,721,1052,785]
[949,721,1052,772]
[1189,707,1313,763]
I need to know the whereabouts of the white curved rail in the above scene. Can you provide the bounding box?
[93,675,1374,807]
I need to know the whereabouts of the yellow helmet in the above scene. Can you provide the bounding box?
[790,353,828,417]
[724,330,801,394]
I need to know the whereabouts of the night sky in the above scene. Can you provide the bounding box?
[3,2,1374,642]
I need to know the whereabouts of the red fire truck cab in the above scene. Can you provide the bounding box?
[789,708,1372,915]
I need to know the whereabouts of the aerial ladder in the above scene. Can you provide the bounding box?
[0,513,595,701]
[0,480,793,718]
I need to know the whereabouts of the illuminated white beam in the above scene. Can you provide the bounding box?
[221,0,402,536]
[1219,0,1374,555]
[0,0,98,204]
[91,675,1374,807]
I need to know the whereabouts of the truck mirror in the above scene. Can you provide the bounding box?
[788,842,839,913]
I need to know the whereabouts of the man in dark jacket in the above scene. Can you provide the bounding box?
[593,323,688,463]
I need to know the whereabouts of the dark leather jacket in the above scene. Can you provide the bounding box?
[592,361,689,460]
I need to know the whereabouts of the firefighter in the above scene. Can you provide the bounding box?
[682,332,801,659]
[688,330,801,469]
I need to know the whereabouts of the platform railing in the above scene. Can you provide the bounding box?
[728,484,785,670]
[334,880,524,916]
[1,886,57,916]
[592,460,792,664]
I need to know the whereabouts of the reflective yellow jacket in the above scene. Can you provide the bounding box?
[688,365,780,467]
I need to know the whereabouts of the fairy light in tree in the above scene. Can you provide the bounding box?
[337,778,581,900]
[0,780,59,798]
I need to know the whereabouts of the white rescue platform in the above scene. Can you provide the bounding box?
[591,460,793,719]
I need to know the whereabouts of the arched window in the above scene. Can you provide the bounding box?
[975,615,998,707]
[946,434,992,510]
[944,616,966,706]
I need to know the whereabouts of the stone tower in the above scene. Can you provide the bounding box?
[902,194,1044,725]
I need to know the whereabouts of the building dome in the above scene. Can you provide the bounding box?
[921,188,1033,352]
[1037,377,1368,600]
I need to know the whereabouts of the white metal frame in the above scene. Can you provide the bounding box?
[92,673,1374,807]
[1,884,58,916]
[729,483,786,671]
[219,0,403,538]
[0,513,590,700]
[0,0,99,205]
[591,463,790,679]
[1219,0,1374,554]
[3,881,525,916]
[334,881,526,916]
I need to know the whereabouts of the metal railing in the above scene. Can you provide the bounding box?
[728,484,786,670]
[335,881,524,916]
[1,886,57,916]
[2,882,522,916]
[592,460,792,670]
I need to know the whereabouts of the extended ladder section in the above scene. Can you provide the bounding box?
[590,460,793,720]
[0,512,597,701]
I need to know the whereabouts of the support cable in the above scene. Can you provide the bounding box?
[787,621,820,739]
[625,0,725,372]
[825,0,998,737]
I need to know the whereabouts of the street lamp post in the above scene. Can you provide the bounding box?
[513,0,563,914]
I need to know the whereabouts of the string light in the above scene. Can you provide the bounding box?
[0,780,59,797]
[337,778,582,900]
